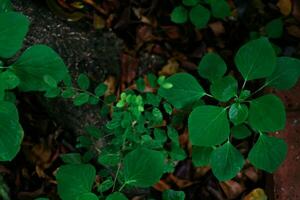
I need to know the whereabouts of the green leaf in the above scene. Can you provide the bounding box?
[35,198,49,200]
[12,45,68,91]
[0,70,20,89]
[56,164,96,200]
[189,5,210,29]
[0,0,12,12]
[266,57,300,90]
[229,103,248,125]
[167,126,179,145]
[158,73,205,109]
[147,73,157,87]
[44,87,61,98]
[231,125,252,139]
[169,142,186,161]
[106,192,128,200]
[209,0,231,19]
[73,93,90,106]
[188,106,230,146]
[0,12,29,58]
[98,178,114,193]
[43,75,57,88]
[77,73,90,90]
[249,94,285,132]
[85,126,102,139]
[210,142,244,181]
[182,0,199,6]
[0,101,23,161]
[234,37,276,81]
[192,146,213,167]
[265,18,283,39]
[162,189,185,200]
[248,134,287,173]
[136,77,145,91]
[76,193,98,200]
[210,76,237,102]
[198,52,227,82]
[61,88,76,98]
[94,83,107,96]
[98,153,120,166]
[124,148,164,187]
[171,6,188,24]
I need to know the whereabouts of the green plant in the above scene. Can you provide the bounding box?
[171,0,231,28]
[55,37,300,199]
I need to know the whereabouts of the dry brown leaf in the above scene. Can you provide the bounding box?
[168,174,194,188]
[220,180,246,200]
[287,25,300,38]
[209,21,225,36]
[243,166,261,182]
[194,166,211,178]
[277,0,292,16]
[153,180,171,192]
[104,75,117,95]
[159,58,179,76]
[242,188,267,200]
[93,12,105,29]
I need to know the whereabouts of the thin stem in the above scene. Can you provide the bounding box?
[250,83,268,97]
[118,182,127,192]
[112,163,121,192]
[241,79,247,91]
[61,86,107,104]
[0,66,9,69]
[204,93,214,98]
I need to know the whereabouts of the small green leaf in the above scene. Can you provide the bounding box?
[167,126,179,145]
[94,83,107,96]
[98,178,113,193]
[98,153,120,166]
[76,193,98,200]
[158,73,205,109]
[210,76,237,102]
[249,94,286,132]
[171,6,188,24]
[85,126,102,139]
[154,128,167,143]
[44,87,61,98]
[73,93,90,106]
[0,0,12,12]
[189,5,210,29]
[198,52,227,82]
[182,0,199,6]
[106,192,128,200]
[0,12,29,58]
[266,57,300,90]
[231,125,252,139]
[0,70,20,89]
[162,189,185,200]
[77,74,90,90]
[163,102,173,115]
[147,73,157,87]
[229,103,248,125]
[56,164,96,200]
[210,142,244,181]
[188,106,230,146]
[265,18,283,39]
[12,45,68,91]
[192,146,213,167]
[61,88,76,98]
[60,153,82,164]
[124,148,164,187]
[239,90,251,100]
[209,0,231,19]
[235,37,276,81]
[248,134,287,173]
[169,142,186,161]
[136,77,145,91]
[0,101,23,161]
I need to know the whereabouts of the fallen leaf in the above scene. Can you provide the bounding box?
[93,12,105,29]
[287,25,300,38]
[159,58,180,76]
[243,188,267,200]
[220,180,246,199]
[209,21,225,36]
[104,75,117,95]
[153,180,171,192]
[277,0,292,16]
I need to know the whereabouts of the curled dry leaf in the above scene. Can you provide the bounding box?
[242,188,267,200]
[159,58,180,76]
[287,25,300,38]
[93,12,105,29]
[168,174,194,188]
[194,166,211,178]
[219,180,246,200]
[277,0,292,16]
[104,75,117,95]
[209,21,225,36]
[243,166,261,182]
[153,180,171,192]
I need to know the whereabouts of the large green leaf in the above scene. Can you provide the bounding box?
[234,37,276,81]
[266,57,300,90]
[0,12,29,58]
[123,148,164,187]
[12,45,68,91]
[248,134,287,173]
[0,101,23,161]
[56,164,96,200]
[231,125,252,140]
[158,73,205,109]
[198,52,227,82]
[162,189,185,200]
[209,0,231,19]
[188,106,230,146]
[76,193,98,200]
[192,146,213,167]
[229,103,248,125]
[210,76,237,102]
[189,5,210,29]
[171,6,188,24]
[249,94,285,132]
[210,142,244,181]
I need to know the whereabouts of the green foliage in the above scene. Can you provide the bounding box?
[106,192,128,200]
[231,125,252,140]
[265,18,283,39]
[0,0,12,12]
[210,76,238,102]
[192,146,213,167]
[56,164,96,200]
[162,189,185,200]
[171,0,231,28]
